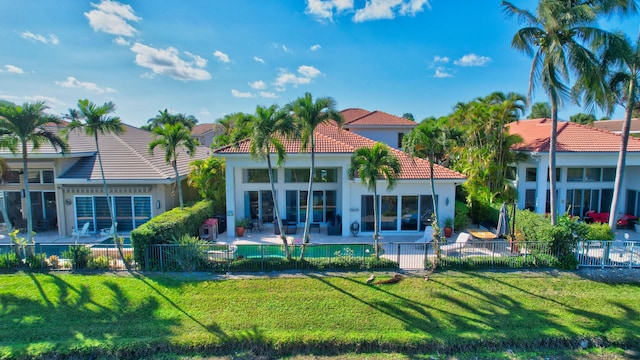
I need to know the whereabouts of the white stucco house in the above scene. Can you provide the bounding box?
[0,123,210,238]
[215,109,466,238]
[507,118,640,218]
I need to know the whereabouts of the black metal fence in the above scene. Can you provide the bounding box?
[1,240,637,272]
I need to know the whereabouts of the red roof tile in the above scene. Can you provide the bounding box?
[216,122,465,180]
[508,118,640,152]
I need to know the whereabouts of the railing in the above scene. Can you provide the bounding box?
[0,243,133,270]
[576,240,639,269]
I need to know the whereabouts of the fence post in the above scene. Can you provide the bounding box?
[629,243,634,269]
[159,245,164,271]
[491,241,495,268]
[396,243,401,266]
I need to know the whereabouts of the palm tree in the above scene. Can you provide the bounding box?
[146,109,198,130]
[212,113,250,148]
[348,143,401,258]
[604,31,640,229]
[502,0,622,224]
[66,100,126,264]
[0,101,69,243]
[286,92,344,256]
[237,105,296,259]
[148,122,198,208]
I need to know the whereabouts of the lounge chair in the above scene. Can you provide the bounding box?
[415,226,434,243]
[440,232,470,252]
[100,224,116,238]
[72,222,91,240]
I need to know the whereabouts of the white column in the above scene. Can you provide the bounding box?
[535,157,548,214]
[341,167,350,236]
[225,165,236,238]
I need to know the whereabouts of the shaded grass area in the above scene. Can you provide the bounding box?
[0,271,638,359]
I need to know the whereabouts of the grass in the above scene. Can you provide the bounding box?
[0,270,638,359]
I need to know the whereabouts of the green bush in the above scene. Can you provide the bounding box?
[454,201,469,230]
[0,252,21,269]
[584,222,615,241]
[130,199,214,265]
[62,245,92,269]
[26,254,48,269]
[88,255,111,270]
[226,257,398,272]
[168,235,209,272]
[468,197,499,226]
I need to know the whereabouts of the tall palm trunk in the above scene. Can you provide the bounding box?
[549,100,558,225]
[429,151,441,269]
[373,184,380,258]
[21,142,32,242]
[267,155,290,259]
[299,135,315,261]
[173,157,184,208]
[95,133,128,270]
[609,78,636,230]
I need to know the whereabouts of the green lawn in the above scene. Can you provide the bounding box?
[0,271,638,359]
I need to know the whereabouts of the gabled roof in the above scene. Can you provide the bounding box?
[59,124,210,181]
[341,108,417,128]
[215,122,465,180]
[507,118,640,153]
[590,118,640,133]
[191,123,220,136]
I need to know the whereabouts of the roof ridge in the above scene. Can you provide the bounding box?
[346,110,374,124]
[113,126,169,178]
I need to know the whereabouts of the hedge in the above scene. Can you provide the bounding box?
[130,200,214,265]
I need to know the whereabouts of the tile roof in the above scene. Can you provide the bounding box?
[508,118,640,153]
[590,118,640,133]
[191,123,220,135]
[215,122,465,180]
[341,108,417,127]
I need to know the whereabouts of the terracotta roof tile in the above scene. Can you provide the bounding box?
[216,122,465,180]
[508,118,640,152]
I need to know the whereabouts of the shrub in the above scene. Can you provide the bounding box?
[454,201,469,230]
[168,235,209,272]
[88,255,111,270]
[130,199,214,265]
[26,254,48,269]
[583,222,615,241]
[48,255,60,269]
[62,245,92,269]
[0,252,20,269]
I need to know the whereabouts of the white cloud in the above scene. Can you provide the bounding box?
[254,56,265,64]
[85,0,140,37]
[273,43,291,53]
[54,76,116,93]
[4,65,24,74]
[454,53,492,67]
[20,31,59,45]
[231,89,254,98]
[130,42,211,81]
[275,69,312,88]
[213,50,230,63]
[113,36,130,46]
[1,95,65,107]
[260,92,278,99]
[200,108,211,117]
[433,55,449,64]
[353,0,429,22]
[249,80,267,90]
[434,67,453,78]
[186,52,208,67]
[298,65,322,78]
[306,0,354,22]
[310,44,321,51]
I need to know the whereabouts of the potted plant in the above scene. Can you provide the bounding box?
[443,217,453,238]
[235,218,247,237]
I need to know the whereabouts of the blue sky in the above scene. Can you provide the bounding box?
[1,0,638,128]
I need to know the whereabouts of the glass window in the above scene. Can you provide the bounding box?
[115,196,134,232]
[525,168,537,182]
[585,168,601,182]
[286,190,297,221]
[326,190,337,223]
[567,168,583,182]
[75,197,95,232]
[600,189,613,213]
[524,189,536,211]
[261,190,274,223]
[313,191,324,223]
[314,168,337,183]
[546,168,561,182]
[361,195,375,232]
[134,197,151,228]
[381,196,397,231]
[505,167,517,181]
[401,196,418,231]
[7,171,20,184]
[42,170,54,183]
[244,169,276,183]
[602,168,615,182]
[299,191,308,223]
[626,190,636,215]
[419,195,435,230]
[285,168,310,183]
[397,133,405,149]
[28,170,41,183]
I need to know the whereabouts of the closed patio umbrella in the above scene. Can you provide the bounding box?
[496,202,509,238]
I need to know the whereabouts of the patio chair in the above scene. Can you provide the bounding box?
[72,222,91,240]
[100,224,116,238]
[440,232,470,253]
[415,226,434,243]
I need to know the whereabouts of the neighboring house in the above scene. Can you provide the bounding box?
[0,124,210,237]
[191,123,224,148]
[341,108,417,149]
[215,112,465,238]
[590,118,640,136]
[507,119,640,218]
